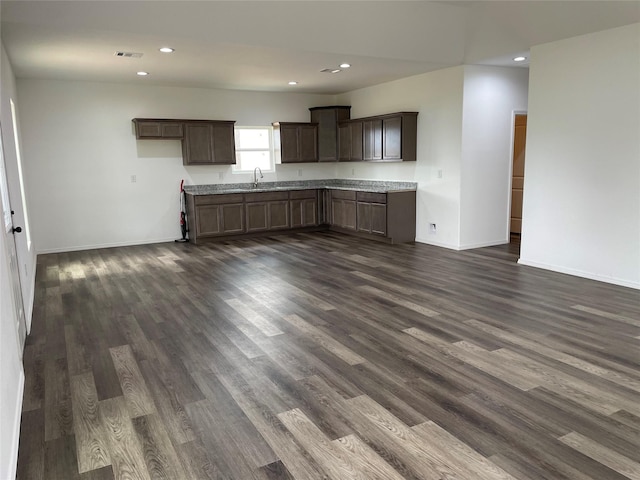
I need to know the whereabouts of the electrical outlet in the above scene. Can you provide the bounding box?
[130,175,137,183]
[218,172,224,180]
[351,168,355,176]
[429,223,437,234]
[437,169,443,179]
[297,169,303,177]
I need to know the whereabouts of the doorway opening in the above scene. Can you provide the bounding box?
[509,113,527,256]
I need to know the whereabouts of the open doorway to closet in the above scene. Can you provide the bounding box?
[509,113,527,255]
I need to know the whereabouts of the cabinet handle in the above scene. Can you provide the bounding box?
[12,226,22,234]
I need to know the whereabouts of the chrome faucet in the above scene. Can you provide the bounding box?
[253,167,263,188]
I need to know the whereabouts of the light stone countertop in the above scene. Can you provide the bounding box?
[184,179,417,195]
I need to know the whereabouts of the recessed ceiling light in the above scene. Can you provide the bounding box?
[136,71,149,76]
[339,63,351,68]
[159,47,174,53]
[288,81,298,85]
[331,69,341,74]
[513,56,527,62]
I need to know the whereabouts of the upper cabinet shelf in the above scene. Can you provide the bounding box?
[132,118,236,165]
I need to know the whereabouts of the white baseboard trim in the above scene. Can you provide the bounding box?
[458,239,508,250]
[25,268,36,335]
[415,237,508,251]
[518,258,640,290]
[5,370,24,480]
[415,237,460,250]
[36,236,178,255]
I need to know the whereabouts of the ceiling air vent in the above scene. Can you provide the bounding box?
[320,68,341,74]
[114,51,143,58]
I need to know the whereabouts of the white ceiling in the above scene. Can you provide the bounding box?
[2,1,639,94]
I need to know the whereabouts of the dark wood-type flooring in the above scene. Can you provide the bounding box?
[17,232,640,479]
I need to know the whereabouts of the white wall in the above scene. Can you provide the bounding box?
[460,65,529,249]
[0,43,26,480]
[17,79,339,253]
[520,23,640,288]
[336,66,465,247]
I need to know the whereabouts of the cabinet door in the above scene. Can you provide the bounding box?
[161,123,184,138]
[332,199,356,230]
[299,125,318,162]
[220,204,245,234]
[195,205,221,236]
[290,199,304,228]
[343,200,357,230]
[331,199,344,227]
[302,199,317,226]
[371,203,387,235]
[350,121,363,161]
[357,202,371,232]
[292,198,318,227]
[269,201,290,230]
[363,119,382,161]
[211,123,236,164]
[135,121,163,138]
[246,202,269,232]
[382,116,402,160]
[312,109,337,162]
[279,125,300,163]
[183,123,213,164]
[338,123,351,161]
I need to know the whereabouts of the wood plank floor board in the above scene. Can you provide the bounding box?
[78,465,114,480]
[109,344,156,418]
[190,369,279,468]
[18,234,640,479]
[43,435,81,480]
[130,414,183,480]
[137,358,196,446]
[43,356,73,440]
[185,399,260,479]
[69,373,111,473]
[100,396,151,480]
[16,409,45,480]
[250,354,356,440]
[21,343,45,412]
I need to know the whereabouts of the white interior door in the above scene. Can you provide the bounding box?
[0,126,26,355]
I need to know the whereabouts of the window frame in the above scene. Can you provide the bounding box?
[232,126,275,174]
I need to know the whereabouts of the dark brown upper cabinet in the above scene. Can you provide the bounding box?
[339,112,418,163]
[182,121,236,166]
[132,119,184,139]
[363,118,383,161]
[338,120,363,162]
[309,106,351,162]
[132,118,236,165]
[273,122,319,163]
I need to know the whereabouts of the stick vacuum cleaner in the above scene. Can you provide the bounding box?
[175,179,189,243]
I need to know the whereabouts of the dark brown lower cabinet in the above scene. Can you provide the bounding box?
[188,194,245,239]
[330,190,357,231]
[290,190,318,228]
[245,191,290,233]
[246,201,290,232]
[357,202,387,235]
[186,188,415,244]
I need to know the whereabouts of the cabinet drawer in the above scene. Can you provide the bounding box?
[356,191,387,204]
[194,194,244,206]
[330,190,357,201]
[244,191,289,202]
[289,189,317,200]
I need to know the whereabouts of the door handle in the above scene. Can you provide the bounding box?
[12,226,22,234]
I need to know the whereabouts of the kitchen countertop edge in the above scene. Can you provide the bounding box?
[184,179,418,195]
